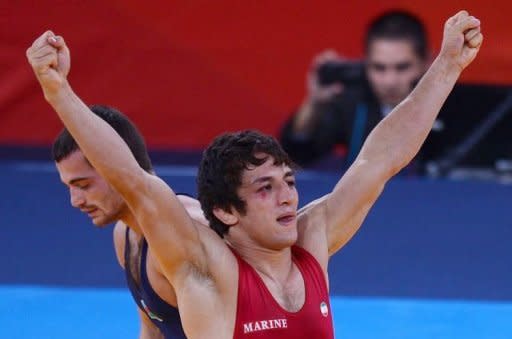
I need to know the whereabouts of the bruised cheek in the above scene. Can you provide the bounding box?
[249,191,272,214]
[257,190,269,199]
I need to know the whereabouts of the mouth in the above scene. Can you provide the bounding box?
[81,208,98,218]
[384,91,402,102]
[276,212,296,226]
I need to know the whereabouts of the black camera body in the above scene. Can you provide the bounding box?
[317,61,365,86]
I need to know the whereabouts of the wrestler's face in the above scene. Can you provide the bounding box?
[366,38,426,107]
[232,156,299,249]
[56,150,126,227]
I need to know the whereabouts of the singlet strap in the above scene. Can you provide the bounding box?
[124,227,131,267]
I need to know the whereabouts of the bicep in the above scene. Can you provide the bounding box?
[126,175,208,280]
[324,159,388,254]
[326,200,373,255]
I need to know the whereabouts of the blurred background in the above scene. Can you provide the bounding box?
[1,1,512,338]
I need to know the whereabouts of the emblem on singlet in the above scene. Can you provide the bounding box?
[141,299,163,322]
[320,301,329,317]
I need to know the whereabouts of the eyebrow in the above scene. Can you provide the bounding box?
[251,170,296,185]
[252,176,272,185]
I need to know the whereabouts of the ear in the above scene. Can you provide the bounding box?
[213,207,239,227]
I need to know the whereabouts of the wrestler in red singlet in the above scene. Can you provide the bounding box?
[232,246,334,338]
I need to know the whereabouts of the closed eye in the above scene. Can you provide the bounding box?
[68,177,91,190]
[76,184,90,190]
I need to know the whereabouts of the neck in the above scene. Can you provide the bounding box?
[120,209,144,236]
[227,237,295,285]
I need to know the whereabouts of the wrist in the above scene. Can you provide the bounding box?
[432,54,463,81]
[43,79,72,105]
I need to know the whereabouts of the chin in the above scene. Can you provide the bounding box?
[91,217,114,228]
[385,95,405,107]
[92,220,108,228]
[273,231,298,249]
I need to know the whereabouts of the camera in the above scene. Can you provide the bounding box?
[317,61,365,86]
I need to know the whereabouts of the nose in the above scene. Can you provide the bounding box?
[70,187,85,208]
[380,68,399,88]
[277,182,295,206]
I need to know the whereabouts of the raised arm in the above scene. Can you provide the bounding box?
[27,31,209,279]
[298,11,483,259]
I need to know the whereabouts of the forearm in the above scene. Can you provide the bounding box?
[283,100,344,162]
[292,97,337,136]
[292,99,318,134]
[46,82,143,196]
[281,116,333,165]
[358,56,461,175]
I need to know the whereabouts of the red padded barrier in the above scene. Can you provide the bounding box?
[2,1,510,148]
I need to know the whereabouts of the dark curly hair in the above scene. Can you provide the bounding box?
[197,130,295,237]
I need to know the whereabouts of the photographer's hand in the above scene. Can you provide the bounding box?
[293,50,344,135]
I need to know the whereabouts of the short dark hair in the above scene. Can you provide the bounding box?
[365,10,428,60]
[52,104,153,172]
[197,130,295,237]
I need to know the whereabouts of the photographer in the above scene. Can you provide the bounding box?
[280,10,429,167]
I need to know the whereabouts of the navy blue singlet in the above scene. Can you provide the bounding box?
[124,228,186,338]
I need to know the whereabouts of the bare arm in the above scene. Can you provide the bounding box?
[27,32,209,279]
[139,309,164,339]
[298,11,484,258]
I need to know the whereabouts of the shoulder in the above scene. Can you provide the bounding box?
[113,221,128,269]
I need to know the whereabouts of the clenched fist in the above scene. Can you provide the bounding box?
[439,10,483,72]
[26,30,71,99]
